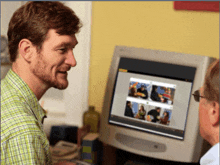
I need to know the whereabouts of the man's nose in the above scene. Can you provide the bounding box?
[65,50,77,67]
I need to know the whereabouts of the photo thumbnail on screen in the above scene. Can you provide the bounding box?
[134,103,147,120]
[150,85,176,105]
[128,81,150,100]
[124,101,135,118]
[147,107,172,126]
[124,101,148,121]
[160,109,172,126]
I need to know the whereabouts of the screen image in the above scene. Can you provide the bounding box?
[109,58,196,140]
[124,101,172,126]
[128,79,176,105]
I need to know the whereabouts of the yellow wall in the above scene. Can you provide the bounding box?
[89,1,219,112]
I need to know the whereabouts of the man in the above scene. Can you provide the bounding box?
[150,86,164,102]
[137,84,148,99]
[1,2,82,165]
[147,107,161,123]
[124,101,134,118]
[192,59,219,165]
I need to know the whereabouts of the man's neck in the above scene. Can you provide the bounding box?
[212,133,219,146]
[208,127,219,146]
[12,63,49,100]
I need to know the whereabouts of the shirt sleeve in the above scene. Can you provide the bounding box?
[1,134,52,165]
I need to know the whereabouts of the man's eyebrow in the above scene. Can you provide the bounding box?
[55,42,78,49]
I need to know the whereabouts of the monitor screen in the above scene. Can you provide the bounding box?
[109,57,196,140]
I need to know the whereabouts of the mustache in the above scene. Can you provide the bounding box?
[58,66,71,72]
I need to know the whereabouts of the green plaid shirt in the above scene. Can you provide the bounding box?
[1,69,52,165]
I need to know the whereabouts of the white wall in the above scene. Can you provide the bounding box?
[1,1,92,136]
[1,2,22,79]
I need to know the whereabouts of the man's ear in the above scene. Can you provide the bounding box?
[18,39,35,62]
[209,101,219,126]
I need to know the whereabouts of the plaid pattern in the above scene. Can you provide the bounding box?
[1,69,52,165]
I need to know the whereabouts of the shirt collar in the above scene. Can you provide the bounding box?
[5,69,47,124]
[200,142,219,165]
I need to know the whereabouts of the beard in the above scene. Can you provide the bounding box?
[31,54,70,90]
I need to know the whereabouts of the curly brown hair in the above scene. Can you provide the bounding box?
[8,1,82,62]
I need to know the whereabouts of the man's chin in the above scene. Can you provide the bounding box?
[53,81,69,90]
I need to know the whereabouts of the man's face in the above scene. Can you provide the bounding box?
[157,109,160,113]
[199,87,212,141]
[31,29,78,89]
[141,87,144,91]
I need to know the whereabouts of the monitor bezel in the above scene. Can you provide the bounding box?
[99,46,214,163]
[108,57,197,140]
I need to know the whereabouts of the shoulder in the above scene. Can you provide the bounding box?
[1,75,33,116]
[1,77,24,107]
[1,85,33,123]
[1,93,41,143]
[1,114,42,143]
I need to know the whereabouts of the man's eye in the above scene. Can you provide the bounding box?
[59,48,67,54]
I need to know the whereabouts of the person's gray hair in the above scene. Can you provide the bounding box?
[204,59,219,102]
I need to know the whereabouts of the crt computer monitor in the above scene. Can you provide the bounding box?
[99,46,215,163]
